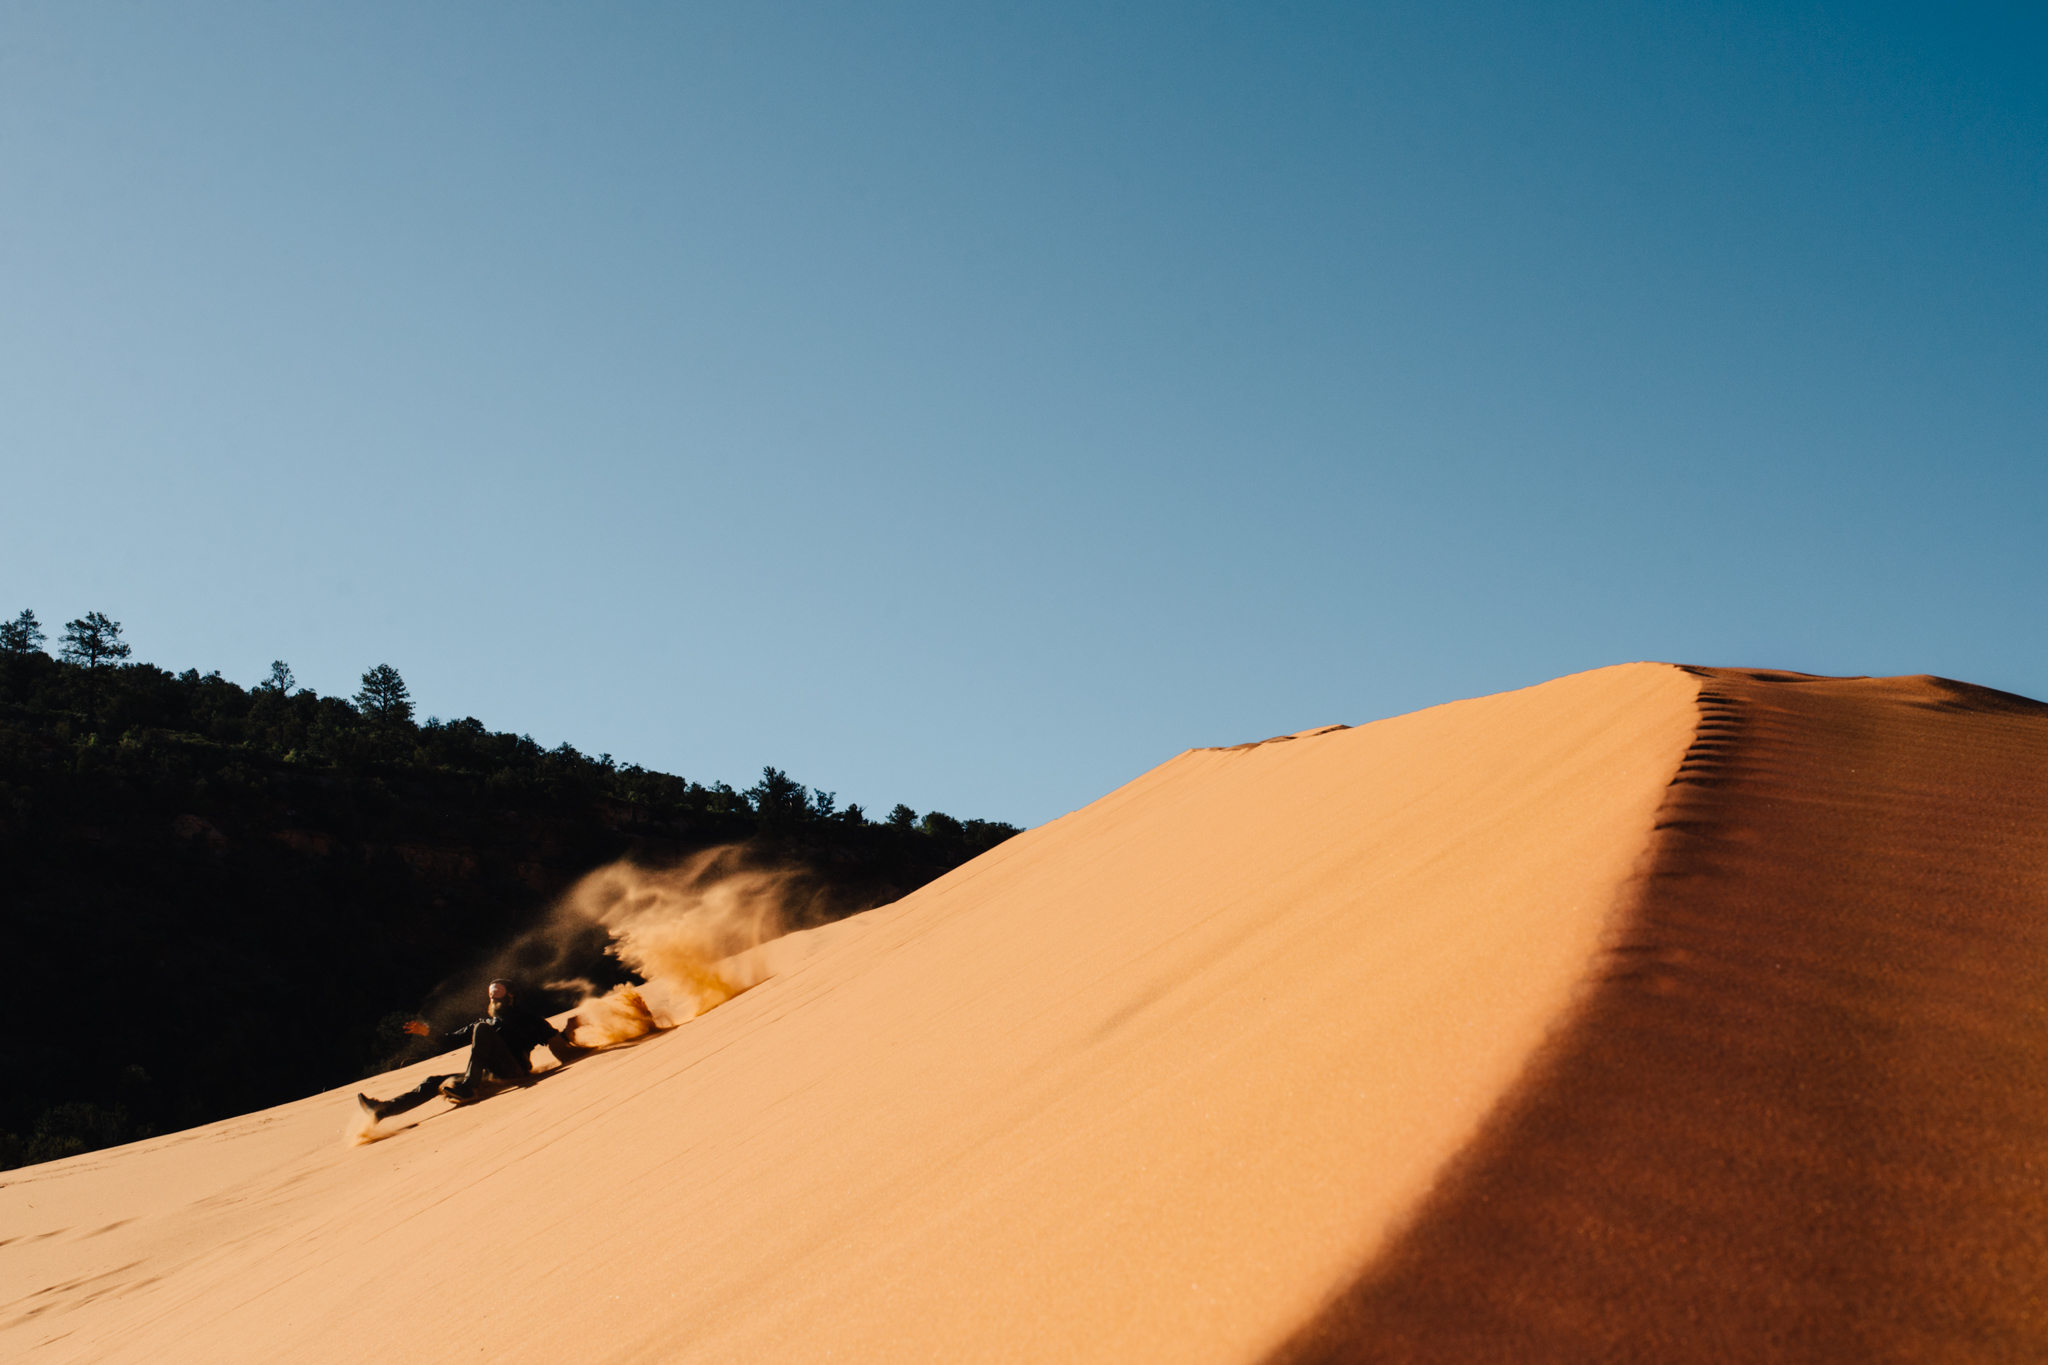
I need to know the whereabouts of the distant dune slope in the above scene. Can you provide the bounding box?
[0,663,1696,1364]
[1273,668,2048,1364]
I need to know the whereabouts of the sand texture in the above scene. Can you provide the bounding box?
[1,663,1694,1363]
[1272,668,2048,1363]
[13,662,2043,1361]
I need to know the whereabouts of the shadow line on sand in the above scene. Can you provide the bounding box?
[1265,667,2048,1364]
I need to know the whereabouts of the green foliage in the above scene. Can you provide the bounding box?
[748,766,808,824]
[0,1101,147,1169]
[354,663,413,725]
[59,610,131,668]
[0,609,44,654]
[0,623,1021,1171]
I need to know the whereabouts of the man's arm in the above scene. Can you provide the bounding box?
[546,1014,587,1064]
[397,1017,476,1050]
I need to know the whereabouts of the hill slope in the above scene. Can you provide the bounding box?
[0,647,1016,1163]
[14,662,2045,1361]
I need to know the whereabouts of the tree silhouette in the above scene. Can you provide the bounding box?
[0,609,44,654]
[0,630,1022,1169]
[262,660,296,694]
[747,766,810,824]
[354,664,413,725]
[60,612,131,669]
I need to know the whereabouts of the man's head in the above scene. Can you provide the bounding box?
[487,980,515,1017]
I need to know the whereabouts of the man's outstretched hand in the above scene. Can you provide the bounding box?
[401,1020,431,1038]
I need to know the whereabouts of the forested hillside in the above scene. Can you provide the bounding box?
[0,610,1018,1169]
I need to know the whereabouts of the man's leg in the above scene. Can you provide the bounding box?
[361,1074,456,1121]
[459,1024,530,1089]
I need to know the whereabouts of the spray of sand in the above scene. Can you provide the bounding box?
[555,850,800,1042]
[350,847,825,1141]
[343,1105,384,1146]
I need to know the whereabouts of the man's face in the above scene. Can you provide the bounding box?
[487,984,511,1016]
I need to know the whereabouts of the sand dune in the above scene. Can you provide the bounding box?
[1272,667,2048,1363]
[4,662,2040,1361]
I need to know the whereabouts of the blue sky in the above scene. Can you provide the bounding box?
[2,2,2042,826]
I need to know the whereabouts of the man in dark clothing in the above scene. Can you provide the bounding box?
[357,980,580,1122]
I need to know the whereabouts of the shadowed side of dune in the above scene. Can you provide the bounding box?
[1269,668,2048,1363]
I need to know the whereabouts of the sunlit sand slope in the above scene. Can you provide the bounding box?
[1,663,1698,1364]
[1273,668,2048,1364]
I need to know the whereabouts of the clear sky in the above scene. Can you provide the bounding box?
[3,2,2042,827]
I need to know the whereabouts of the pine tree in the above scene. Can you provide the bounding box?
[747,766,810,823]
[354,664,414,725]
[262,660,296,694]
[60,612,132,669]
[0,609,44,654]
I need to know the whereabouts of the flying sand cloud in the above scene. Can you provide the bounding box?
[346,846,821,1143]
[554,849,801,1040]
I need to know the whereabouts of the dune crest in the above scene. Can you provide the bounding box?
[2,664,1700,1363]
[1272,668,2048,1362]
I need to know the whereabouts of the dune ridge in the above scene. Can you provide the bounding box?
[1,662,1698,1363]
[1272,668,2048,1363]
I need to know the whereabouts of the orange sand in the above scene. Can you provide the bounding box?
[4,664,1700,1362]
[1271,668,2048,1363]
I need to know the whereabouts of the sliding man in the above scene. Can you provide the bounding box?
[357,979,580,1122]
